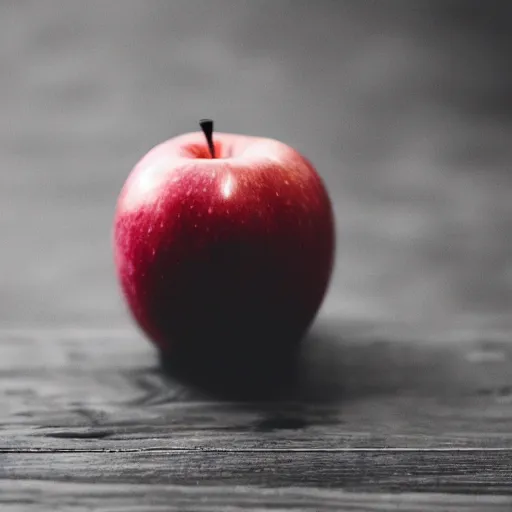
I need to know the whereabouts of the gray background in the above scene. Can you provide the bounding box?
[1,0,511,336]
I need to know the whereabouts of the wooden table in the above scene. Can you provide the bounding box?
[1,321,511,511]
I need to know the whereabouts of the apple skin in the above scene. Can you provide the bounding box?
[113,131,335,372]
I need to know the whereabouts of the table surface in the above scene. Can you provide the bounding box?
[1,322,512,511]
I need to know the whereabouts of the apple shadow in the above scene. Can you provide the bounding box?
[154,320,471,433]
[157,321,389,404]
[158,336,301,402]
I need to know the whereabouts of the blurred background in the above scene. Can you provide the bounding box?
[1,0,511,337]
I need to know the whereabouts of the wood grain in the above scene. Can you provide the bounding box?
[2,396,512,451]
[1,326,512,452]
[1,481,511,512]
[2,449,512,493]
[1,325,512,509]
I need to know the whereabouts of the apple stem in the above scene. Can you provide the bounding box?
[199,119,216,159]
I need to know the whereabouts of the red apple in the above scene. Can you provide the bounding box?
[113,120,335,371]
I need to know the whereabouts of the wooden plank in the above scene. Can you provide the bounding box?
[2,395,512,451]
[1,480,511,512]
[1,326,512,451]
[1,450,512,494]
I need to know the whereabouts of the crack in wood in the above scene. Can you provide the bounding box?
[2,447,512,454]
